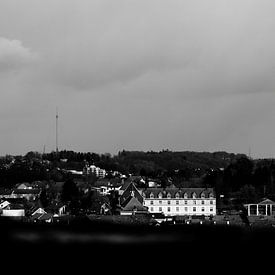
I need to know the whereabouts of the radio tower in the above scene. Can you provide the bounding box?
[56,107,59,156]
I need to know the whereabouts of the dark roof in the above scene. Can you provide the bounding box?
[31,213,43,220]
[13,189,41,195]
[38,213,53,221]
[120,182,143,205]
[121,197,148,212]
[142,187,215,199]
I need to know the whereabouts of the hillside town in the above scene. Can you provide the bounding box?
[1,150,275,228]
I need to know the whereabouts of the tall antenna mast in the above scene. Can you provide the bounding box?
[56,107,59,156]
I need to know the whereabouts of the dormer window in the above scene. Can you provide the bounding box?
[192,192,197,199]
[158,192,163,199]
[184,192,188,199]
[209,193,214,198]
[150,193,154,199]
[201,192,206,199]
[175,192,180,199]
[167,193,171,199]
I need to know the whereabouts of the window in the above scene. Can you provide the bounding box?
[150,193,154,199]
[210,207,213,212]
[150,201,154,205]
[202,207,205,212]
[184,193,188,199]
[184,207,188,211]
[159,200,162,204]
[193,200,196,205]
[210,200,213,205]
[168,200,171,205]
[176,207,179,211]
[159,207,162,212]
[201,200,205,205]
[201,192,206,198]
[209,193,214,199]
[158,193,163,199]
[176,200,179,205]
[167,193,171,199]
[150,207,154,211]
[184,200,188,204]
[192,192,197,199]
[175,193,180,199]
[168,207,171,212]
[193,207,196,212]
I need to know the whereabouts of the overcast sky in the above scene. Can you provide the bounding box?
[0,0,274,158]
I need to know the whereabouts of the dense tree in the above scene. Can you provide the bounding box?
[61,179,79,203]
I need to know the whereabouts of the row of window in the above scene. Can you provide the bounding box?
[149,200,214,205]
[148,192,214,199]
[150,207,214,212]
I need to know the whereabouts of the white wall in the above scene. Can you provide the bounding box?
[2,209,25,217]
[144,199,216,216]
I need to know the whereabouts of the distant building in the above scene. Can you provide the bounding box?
[244,198,275,216]
[83,164,106,178]
[119,182,148,216]
[142,187,216,217]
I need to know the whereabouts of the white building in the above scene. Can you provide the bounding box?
[142,187,216,217]
[83,164,106,178]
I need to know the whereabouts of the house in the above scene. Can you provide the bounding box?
[142,187,216,217]
[100,202,111,215]
[16,182,33,189]
[244,198,275,216]
[119,182,148,215]
[32,207,47,216]
[0,200,11,210]
[120,196,148,216]
[31,212,53,223]
[46,201,66,216]
[94,178,122,195]
[119,181,143,206]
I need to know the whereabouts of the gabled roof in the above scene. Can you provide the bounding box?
[120,182,143,205]
[121,196,148,212]
[258,199,275,205]
[0,200,10,209]
[16,182,32,189]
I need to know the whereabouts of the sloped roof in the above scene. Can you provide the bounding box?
[258,199,275,205]
[120,182,143,205]
[38,213,53,221]
[121,196,148,212]
[142,187,215,199]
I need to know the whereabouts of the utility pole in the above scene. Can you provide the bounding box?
[56,107,59,158]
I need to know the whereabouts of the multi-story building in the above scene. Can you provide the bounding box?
[83,164,106,178]
[142,187,216,217]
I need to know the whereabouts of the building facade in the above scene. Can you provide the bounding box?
[142,187,216,217]
[83,164,106,178]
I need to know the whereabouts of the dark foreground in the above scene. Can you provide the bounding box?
[1,217,274,271]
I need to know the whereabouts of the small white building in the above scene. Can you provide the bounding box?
[142,187,216,217]
[2,209,25,217]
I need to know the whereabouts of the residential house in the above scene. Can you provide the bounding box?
[15,182,33,189]
[119,182,148,215]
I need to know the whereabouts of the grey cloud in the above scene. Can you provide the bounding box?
[0,37,38,73]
